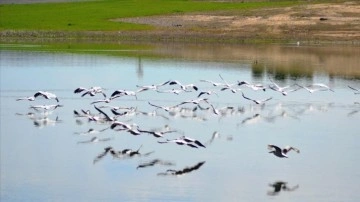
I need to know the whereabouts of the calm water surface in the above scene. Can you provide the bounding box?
[1,45,359,202]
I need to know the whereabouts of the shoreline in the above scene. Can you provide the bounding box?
[1,30,359,46]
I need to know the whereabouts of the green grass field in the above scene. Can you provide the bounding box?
[0,0,297,31]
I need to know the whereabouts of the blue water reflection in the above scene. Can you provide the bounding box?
[1,48,359,202]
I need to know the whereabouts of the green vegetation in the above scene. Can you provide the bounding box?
[0,0,298,31]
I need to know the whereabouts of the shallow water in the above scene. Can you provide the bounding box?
[1,45,359,202]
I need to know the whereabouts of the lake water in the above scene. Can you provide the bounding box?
[1,44,359,202]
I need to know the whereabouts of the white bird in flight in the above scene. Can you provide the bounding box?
[17,91,59,102]
[268,145,300,158]
[168,80,198,91]
[267,77,298,95]
[111,89,139,100]
[34,91,60,102]
[238,81,267,91]
[74,86,106,98]
[136,80,171,92]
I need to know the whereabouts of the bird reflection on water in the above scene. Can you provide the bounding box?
[157,161,206,176]
[93,145,154,164]
[267,181,299,196]
[16,112,62,129]
[137,159,175,169]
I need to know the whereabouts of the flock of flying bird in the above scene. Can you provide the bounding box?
[15,74,360,177]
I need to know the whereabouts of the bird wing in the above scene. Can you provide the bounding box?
[186,143,199,148]
[262,97,273,102]
[173,101,187,107]
[90,99,107,104]
[148,102,164,109]
[219,74,229,86]
[34,91,45,98]
[93,147,112,164]
[198,91,211,98]
[111,90,125,97]
[157,140,170,144]
[180,161,205,174]
[74,87,87,94]
[348,85,359,92]
[268,76,281,89]
[81,91,92,97]
[169,80,181,86]
[241,92,253,101]
[73,110,82,116]
[283,146,300,154]
[268,144,282,153]
[194,140,206,148]
[94,105,112,121]
[191,85,198,91]
[157,80,171,86]
[200,79,223,86]
[110,109,126,116]
[16,97,28,101]
[110,121,127,129]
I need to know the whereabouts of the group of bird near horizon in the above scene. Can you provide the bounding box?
[15,74,360,177]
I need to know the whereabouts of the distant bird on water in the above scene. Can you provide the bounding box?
[268,145,300,158]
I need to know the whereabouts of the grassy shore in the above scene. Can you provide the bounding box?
[0,0,359,44]
[0,0,296,31]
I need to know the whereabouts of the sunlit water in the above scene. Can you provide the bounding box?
[1,47,359,202]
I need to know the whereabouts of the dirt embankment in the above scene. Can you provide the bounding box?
[116,1,360,43]
[1,1,360,43]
